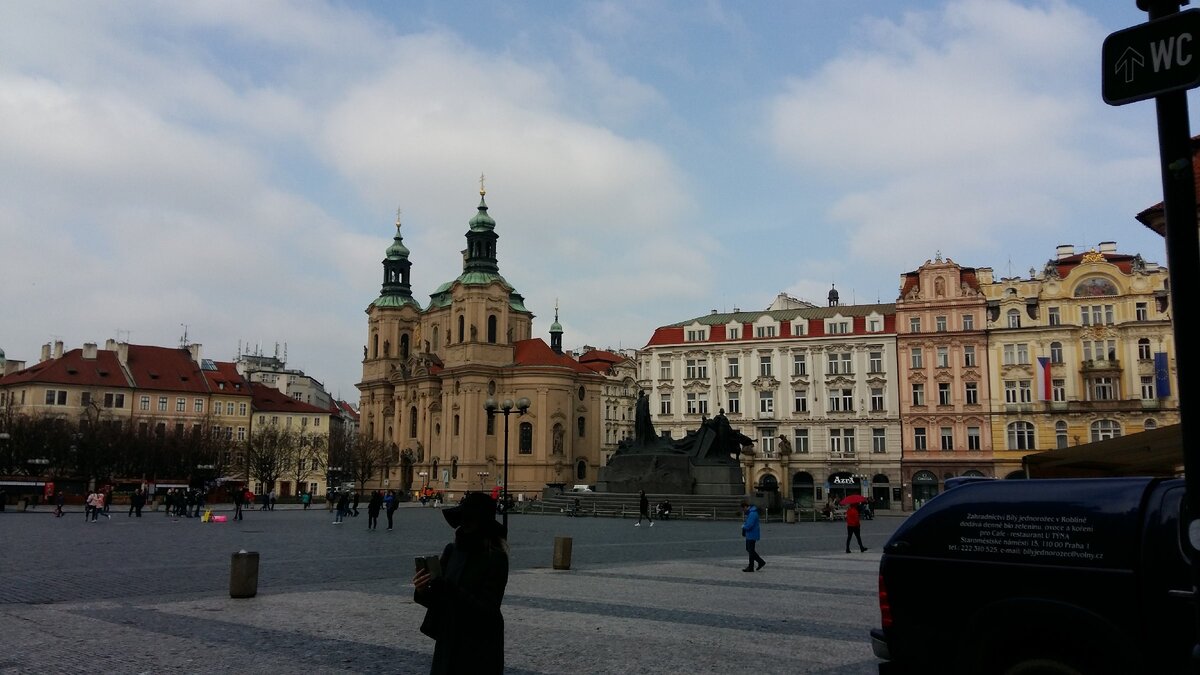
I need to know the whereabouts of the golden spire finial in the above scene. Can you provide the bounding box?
[395,206,402,227]
[479,172,486,196]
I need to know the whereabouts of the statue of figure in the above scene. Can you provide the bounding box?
[634,390,656,446]
[552,425,565,455]
[415,440,424,462]
[777,435,792,455]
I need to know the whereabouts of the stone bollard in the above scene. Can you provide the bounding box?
[230,550,260,598]
[553,536,573,570]
[16,499,27,512]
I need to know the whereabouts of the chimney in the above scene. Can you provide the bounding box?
[105,339,117,350]
[1098,241,1117,254]
[116,342,129,365]
[41,343,51,362]
[188,343,203,364]
[83,343,98,360]
[53,340,64,359]
[1056,244,1075,260]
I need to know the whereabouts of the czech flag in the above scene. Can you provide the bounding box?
[1036,356,1051,401]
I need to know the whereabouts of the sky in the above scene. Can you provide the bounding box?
[0,1,1186,401]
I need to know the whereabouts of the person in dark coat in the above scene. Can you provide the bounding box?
[413,492,509,675]
[351,491,360,517]
[232,488,245,521]
[334,490,350,524]
[384,490,398,531]
[636,489,653,527]
[367,490,384,530]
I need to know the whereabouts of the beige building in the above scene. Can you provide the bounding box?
[979,243,1179,478]
[895,256,994,509]
[639,291,903,511]
[356,192,607,497]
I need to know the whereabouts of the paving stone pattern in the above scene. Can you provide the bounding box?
[0,504,901,673]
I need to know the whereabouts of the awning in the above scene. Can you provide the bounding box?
[0,480,45,487]
[1022,424,1184,478]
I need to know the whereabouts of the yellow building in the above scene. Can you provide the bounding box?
[357,192,606,497]
[980,243,1179,477]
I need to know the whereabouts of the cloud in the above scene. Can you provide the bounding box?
[765,0,1163,292]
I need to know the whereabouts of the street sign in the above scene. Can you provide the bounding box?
[1103,9,1200,106]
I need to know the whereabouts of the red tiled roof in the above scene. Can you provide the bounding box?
[1049,251,1140,277]
[0,348,131,388]
[201,361,250,396]
[513,339,602,375]
[249,382,330,414]
[1135,134,1200,236]
[123,344,210,393]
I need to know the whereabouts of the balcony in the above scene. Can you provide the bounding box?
[1081,358,1121,373]
[828,451,857,461]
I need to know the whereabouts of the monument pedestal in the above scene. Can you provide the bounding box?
[596,454,743,496]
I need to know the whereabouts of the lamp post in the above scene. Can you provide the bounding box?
[419,470,429,493]
[476,471,489,491]
[484,396,531,530]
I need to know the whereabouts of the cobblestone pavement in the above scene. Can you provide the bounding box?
[0,505,902,673]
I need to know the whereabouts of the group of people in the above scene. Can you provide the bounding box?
[161,487,205,519]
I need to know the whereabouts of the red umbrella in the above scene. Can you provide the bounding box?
[839,494,868,506]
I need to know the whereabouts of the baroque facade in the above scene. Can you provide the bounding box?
[639,291,902,511]
[895,256,994,509]
[356,191,607,497]
[980,243,1179,478]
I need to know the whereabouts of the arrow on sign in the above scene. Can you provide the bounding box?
[1115,46,1145,83]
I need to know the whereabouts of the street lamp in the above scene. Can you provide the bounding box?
[419,470,429,493]
[484,396,531,530]
[476,471,489,490]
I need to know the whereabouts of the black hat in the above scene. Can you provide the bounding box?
[442,492,497,529]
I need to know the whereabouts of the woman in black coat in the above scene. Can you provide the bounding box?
[413,492,509,675]
[366,491,384,530]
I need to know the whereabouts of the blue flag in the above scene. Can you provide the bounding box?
[1155,352,1171,398]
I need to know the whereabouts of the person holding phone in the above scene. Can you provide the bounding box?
[413,491,509,674]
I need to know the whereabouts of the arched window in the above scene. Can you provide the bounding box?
[409,406,417,438]
[453,414,460,436]
[383,340,390,357]
[1138,338,1152,360]
[1055,421,1068,449]
[1006,421,1035,450]
[1090,419,1122,442]
[458,316,465,343]
[432,325,440,351]
[372,334,379,358]
[487,315,497,343]
[431,459,438,481]
[1006,309,1021,329]
[1145,418,1158,431]
[401,334,410,359]
[577,416,586,437]
[576,460,587,481]
[519,422,533,454]
[451,458,458,479]
[1049,341,1063,364]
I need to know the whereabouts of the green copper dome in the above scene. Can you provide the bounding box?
[469,195,496,231]
[386,223,409,259]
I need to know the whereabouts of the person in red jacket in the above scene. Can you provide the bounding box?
[845,503,868,553]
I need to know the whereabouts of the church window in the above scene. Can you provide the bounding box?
[458,315,465,343]
[487,315,497,343]
[519,422,533,454]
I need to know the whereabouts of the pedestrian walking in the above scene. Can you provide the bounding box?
[132,488,145,517]
[260,491,269,511]
[351,491,360,517]
[384,490,398,531]
[95,491,108,520]
[334,491,349,524]
[194,489,205,518]
[367,490,383,530]
[845,503,868,554]
[741,499,765,572]
[413,492,509,674]
[85,491,97,521]
[54,490,65,518]
[233,488,245,521]
[269,490,276,511]
[102,486,113,515]
[301,492,311,510]
[635,489,653,527]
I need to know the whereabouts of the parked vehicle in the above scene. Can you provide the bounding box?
[872,476,1192,674]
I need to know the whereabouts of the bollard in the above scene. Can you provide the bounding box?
[229,550,260,598]
[16,499,27,512]
[553,536,573,570]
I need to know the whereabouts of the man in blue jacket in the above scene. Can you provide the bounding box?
[741,499,766,572]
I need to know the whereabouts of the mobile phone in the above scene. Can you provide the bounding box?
[415,555,441,578]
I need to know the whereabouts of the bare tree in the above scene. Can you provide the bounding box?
[283,432,325,498]
[347,434,391,491]
[245,425,295,493]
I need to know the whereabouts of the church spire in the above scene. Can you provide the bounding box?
[373,207,418,308]
[549,298,563,354]
[463,181,499,275]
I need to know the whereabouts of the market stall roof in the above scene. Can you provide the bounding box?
[1022,424,1184,478]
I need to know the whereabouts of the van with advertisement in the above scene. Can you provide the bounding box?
[871,476,1193,674]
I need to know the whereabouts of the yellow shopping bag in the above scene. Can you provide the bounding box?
[201,509,213,522]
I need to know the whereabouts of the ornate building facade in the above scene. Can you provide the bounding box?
[638,292,902,511]
[895,256,994,509]
[356,191,607,497]
[980,243,1179,478]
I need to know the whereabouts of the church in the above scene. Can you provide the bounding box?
[356,187,607,498]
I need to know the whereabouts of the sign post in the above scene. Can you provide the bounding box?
[1107,2,1200,670]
